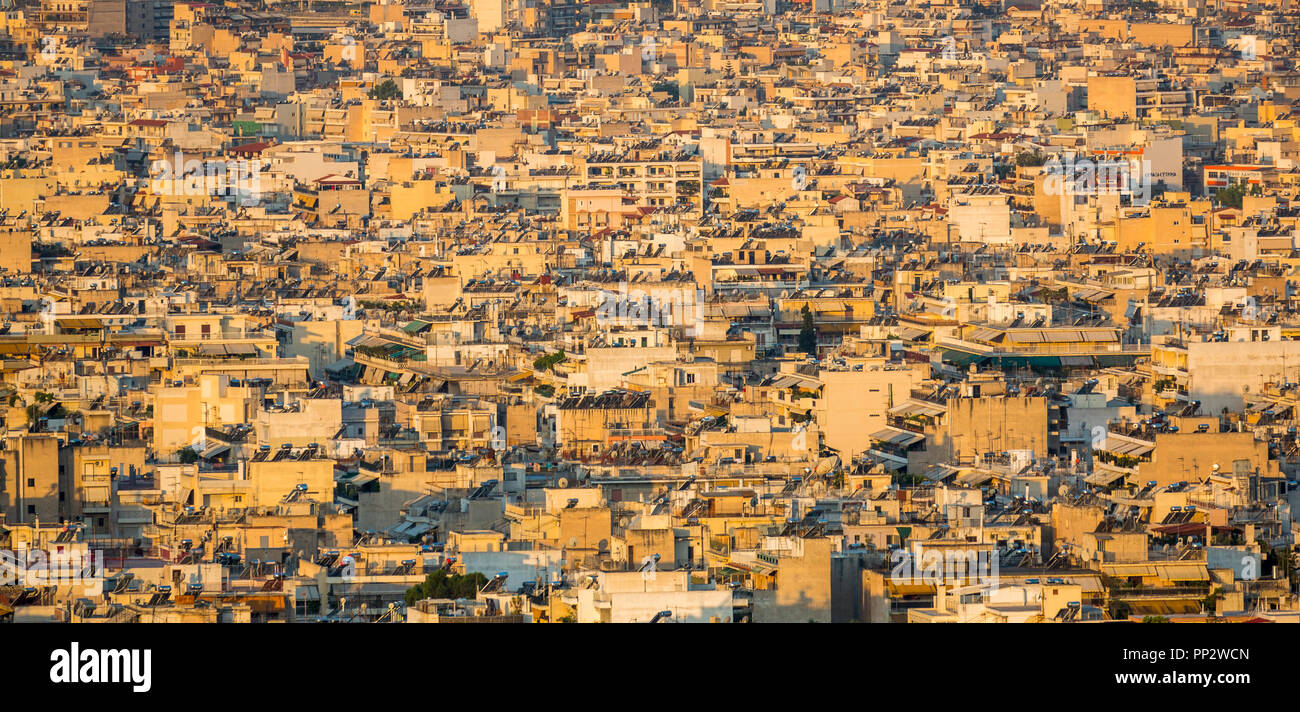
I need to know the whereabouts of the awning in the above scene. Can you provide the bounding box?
[1126,600,1201,615]
[869,426,924,447]
[57,318,103,330]
[1107,440,1153,457]
[200,443,230,459]
[943,350,988,367]
[1085,470,1127,486]
[887,581,937,596]
[1073,288,1114,303]
[348,473,379,487]
[347,334,389,348]
[956,471,994,487]
[1151,523,1237,537]
[888,400,946,418]
[245,596,286,613]
[404,523,432,537]
[969,327,1003,342]
[921,464,960,483]
[198,343,259,357]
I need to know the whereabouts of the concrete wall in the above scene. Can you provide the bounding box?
[752,537,833,623]
[0,434,60,524]
[1186,340,1300,413]
[1147,431,1276,486]
[817,365,924,460]
[937,396,1051,464]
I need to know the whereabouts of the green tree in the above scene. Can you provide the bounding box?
[1015,151,1047,167]
[1108,600,1131,620]
[1141,615,1171,623]
[798,304,817,356]
[368,79,401,101]
[1214,182,1248,209]
[533,350,567,372]
[1200,589,1223,616]
[403,570,489,606]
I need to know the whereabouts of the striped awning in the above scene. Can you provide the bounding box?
[870,426,924,447]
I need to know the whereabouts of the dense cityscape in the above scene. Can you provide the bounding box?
[0,0,1298,626]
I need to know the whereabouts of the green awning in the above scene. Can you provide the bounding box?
[1096,354,1143,367]
[942,350,988,367]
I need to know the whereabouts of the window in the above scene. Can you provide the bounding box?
[27,478,35,487]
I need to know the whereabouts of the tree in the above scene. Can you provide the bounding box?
[533,350,566,372]
[1214,182,1248,209]
[1107,600,1131,620]
[1141,615,1171,623]
[1015,151,1047,167]
[368,79,400,101]
[798,304,817,356]
[1200,589,1223,616]
[403,570,488,606]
